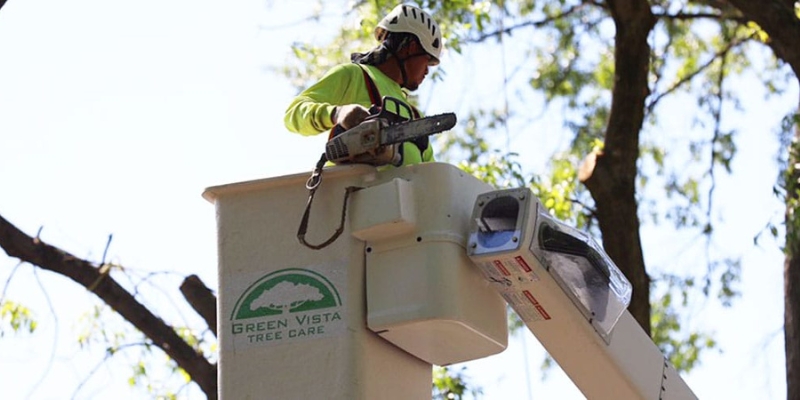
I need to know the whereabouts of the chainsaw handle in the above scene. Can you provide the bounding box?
[328,97,410,140]
[328,105,380,140]
[373,97,411,125]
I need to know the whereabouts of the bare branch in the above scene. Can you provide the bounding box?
[706,44,730,232]
[646,35,751,114]
[567,197,597,216]
[654,12,730,21]
[72,342,152,399]
[180,275,217,337]
[0,214,217,399]
[100,234,112,266]
[1,260,23,302]
[27,267,58,399]
[465,2,594,43]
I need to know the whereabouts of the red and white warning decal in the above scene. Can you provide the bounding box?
[493,260,511,276]
[477,261,512,287]
[514,256,532,272]
[522,290,551,320]
[494,256,539,283]
[501,292,544,323]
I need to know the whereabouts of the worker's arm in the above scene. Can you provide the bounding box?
[284,65,365,136]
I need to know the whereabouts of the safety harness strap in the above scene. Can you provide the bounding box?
[358,65,426,153]
[359,65,382,108]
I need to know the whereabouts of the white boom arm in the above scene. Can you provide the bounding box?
[467,187,697,400]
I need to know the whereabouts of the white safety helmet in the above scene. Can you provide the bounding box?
[375,4,442,65]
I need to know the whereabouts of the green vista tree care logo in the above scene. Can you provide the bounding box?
[230,268,345,347]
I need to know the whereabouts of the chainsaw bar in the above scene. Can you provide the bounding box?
[380,113,457,145]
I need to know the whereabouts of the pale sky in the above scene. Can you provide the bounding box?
[0,0,794,399]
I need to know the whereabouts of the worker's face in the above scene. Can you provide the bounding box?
[402,41,433,91]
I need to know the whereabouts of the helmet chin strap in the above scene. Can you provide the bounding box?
[387,46,411,89]
[396,58,410,88]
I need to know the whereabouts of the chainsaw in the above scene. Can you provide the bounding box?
[298,96,456,250]
[325,96,456,166]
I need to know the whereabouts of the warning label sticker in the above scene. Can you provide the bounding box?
[514,256,532,273]
[501,290,546,322]
[522,290,551,320]
[499,288,553,323]
[477,261,514,289]
[477,256,541,289]
[508,256,538,282]
[493,260,511,276]
[501,292,540,322]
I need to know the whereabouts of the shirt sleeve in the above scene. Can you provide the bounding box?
[407,106,435,164]
[419,107,435,162]
[284,65,358,136]
[422,144,435,162]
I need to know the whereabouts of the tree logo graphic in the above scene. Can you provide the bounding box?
[232,268,342,320]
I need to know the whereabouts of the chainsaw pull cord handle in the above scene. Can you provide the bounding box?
[298,153,362,250]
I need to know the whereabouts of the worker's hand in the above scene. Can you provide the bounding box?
[333,104,370,129]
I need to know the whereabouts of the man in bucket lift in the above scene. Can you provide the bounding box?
[284,4,442,167]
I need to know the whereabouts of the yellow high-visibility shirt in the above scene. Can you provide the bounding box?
[284,63,434,165]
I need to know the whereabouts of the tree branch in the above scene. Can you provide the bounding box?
[647,34,750,114]
[655,11,724,20]
[0,214,217,399]
[180,275,217,337]
[726,0,800,77]
[465,1,594,43]
[581,0,656,334]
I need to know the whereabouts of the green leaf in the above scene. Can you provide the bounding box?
[0,300,37,336]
